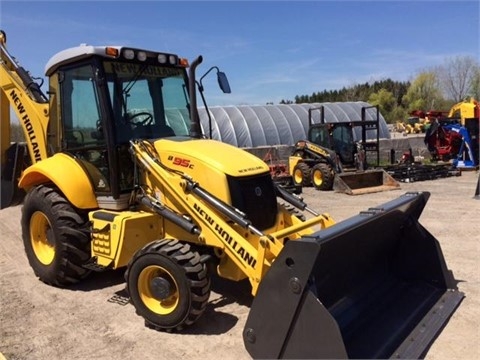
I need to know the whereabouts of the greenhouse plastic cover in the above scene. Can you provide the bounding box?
[166,102,391,148]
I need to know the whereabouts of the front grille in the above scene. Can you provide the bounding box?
[227,173,277,231]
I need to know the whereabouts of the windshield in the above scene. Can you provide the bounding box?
[310,126,331,148]
[103,61,191,142]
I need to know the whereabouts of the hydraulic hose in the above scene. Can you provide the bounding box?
[139,196,200,235]
[275,184,320,216]
[185,180,263,237]
[0,31,47,103]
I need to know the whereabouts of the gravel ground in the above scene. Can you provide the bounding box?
[1,170,479,360]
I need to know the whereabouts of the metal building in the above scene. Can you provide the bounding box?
[166,102,391,148]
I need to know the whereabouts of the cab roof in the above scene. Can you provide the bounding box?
[45,44,183,76]
[45,44,122,76]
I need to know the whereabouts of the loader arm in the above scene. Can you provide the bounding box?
[0,31,49,162]
[0,31,50,208]
[130,139,335,294]
[296,140,337,165]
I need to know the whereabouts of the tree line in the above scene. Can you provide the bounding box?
[279,56,480,123]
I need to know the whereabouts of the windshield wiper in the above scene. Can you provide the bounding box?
[122,63,148,96]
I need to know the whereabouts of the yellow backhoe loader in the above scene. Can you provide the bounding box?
[1,30,464,358]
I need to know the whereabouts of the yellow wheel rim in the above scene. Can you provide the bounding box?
[30,211,55,265]
[313,169,323,186]
[294,169,303,184]
[138,265,179,315]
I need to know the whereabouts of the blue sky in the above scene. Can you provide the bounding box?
[1,0,479,106]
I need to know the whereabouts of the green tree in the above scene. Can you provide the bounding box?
[402,72,444,112]
[389,106,408,124]
[368,89,396,123]
[469,66,480,100]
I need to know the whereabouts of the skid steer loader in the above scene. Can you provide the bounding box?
[290,105,400,195]
[1,30,463,358]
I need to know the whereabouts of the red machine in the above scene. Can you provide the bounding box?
[262,147,302,194]
[424,120,463,161]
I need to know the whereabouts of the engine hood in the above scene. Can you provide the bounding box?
[153,137,270,177]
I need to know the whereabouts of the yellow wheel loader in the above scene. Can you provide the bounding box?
[0,30,464,358]
[289,106,400,195]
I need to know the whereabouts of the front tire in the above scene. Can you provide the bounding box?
[21,185,91,286]
[311,163,334,190]
[125,239,211,331]
[292,162,311,187]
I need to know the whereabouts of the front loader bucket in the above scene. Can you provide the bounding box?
[244,192,464,359]
[334,169,400,195]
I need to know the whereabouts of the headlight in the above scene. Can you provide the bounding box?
[168,55,177,65]
[158,54,167,64]
[123,49,134,60]
[137,51,147,61]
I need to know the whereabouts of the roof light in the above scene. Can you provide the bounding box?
[123,49,135,60]
[105,47,119,57]
[158,54,167,64]
[169,55,177,65]
[179,58,189,67]
[137,51,147,61]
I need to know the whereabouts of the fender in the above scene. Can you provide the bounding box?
[288,155,302,173]
[18,153,98,209]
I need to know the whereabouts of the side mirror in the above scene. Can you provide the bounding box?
[217,71,231,94]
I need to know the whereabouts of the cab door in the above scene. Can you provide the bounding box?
[57,62,116,199]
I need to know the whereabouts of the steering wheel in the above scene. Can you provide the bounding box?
[126,112,154,127]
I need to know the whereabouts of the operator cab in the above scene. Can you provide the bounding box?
[308,123,356,165]
[45,45,193,209]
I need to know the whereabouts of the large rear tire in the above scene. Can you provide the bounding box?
[292,162,311,187]
[21,185,91,286]
[125,239,211,332]
[311,163,334,190]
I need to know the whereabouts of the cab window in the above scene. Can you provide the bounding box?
[60,64,111,193]
[61,65,104,149]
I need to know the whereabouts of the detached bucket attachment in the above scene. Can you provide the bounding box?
[244,192,464,359]
[334,169,400,195]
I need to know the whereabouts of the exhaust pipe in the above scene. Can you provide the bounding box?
[188,55,203,138]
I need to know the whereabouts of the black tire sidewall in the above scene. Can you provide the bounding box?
[293,163,311,187]
[21,186,90,286]
[127,252,192,329]
[22,188,66,283]
[312,163,334,190]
